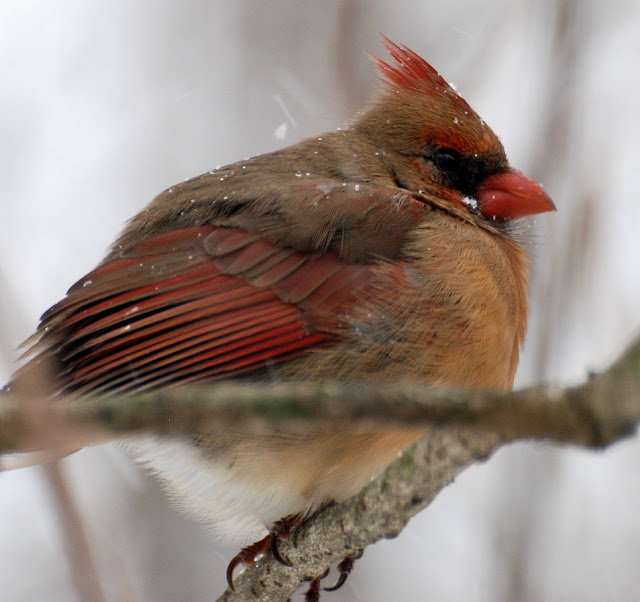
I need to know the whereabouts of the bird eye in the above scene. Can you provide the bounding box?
[432,149,463,174]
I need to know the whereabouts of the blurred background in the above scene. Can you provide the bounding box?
[1,1,639,600]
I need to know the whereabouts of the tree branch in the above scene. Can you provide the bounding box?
[3,337,639,453]
[1,337,639,599]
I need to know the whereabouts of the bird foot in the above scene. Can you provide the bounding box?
[324,549,364,592]
[269,516,300,566]
[226,536,270,590]
[303,550,363,600]
[226,517,362,599]
[303,568,330,602]
[226,515,302,590]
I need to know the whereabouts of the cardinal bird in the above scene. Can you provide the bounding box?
[7,39,554,595]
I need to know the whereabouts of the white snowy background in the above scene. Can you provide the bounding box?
[1,1,640,601]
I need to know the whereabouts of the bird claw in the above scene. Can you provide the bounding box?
[268,515,301,567]
[270,530,293,566]
[324,549,363,592]
[303,568,330,602]
[226,536,271,590]
[226,515,301,590]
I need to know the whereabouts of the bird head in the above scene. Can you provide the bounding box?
[353,37,555,223]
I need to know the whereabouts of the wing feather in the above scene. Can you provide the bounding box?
[23,226,372,394]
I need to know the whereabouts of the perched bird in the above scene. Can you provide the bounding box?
[8,38,554,595]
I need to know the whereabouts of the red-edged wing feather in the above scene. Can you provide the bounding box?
[24,227,372,395]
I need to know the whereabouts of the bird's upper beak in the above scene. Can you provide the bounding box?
[475,168,556,220]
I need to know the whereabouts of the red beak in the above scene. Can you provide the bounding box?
[476,168,556,220]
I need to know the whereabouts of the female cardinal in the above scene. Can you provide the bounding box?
[9,39,553,594]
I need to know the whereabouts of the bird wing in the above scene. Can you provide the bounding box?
[22,226,374,394]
